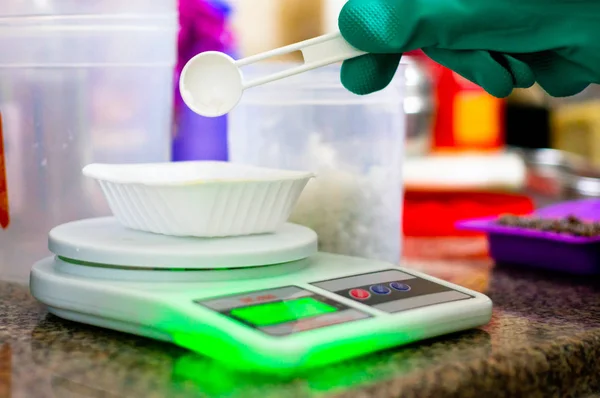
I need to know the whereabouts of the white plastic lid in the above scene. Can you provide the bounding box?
[49,217,318,269]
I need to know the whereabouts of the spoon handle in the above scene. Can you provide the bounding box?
[237,32,366,89]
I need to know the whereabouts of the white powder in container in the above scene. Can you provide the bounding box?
[289,135,401,263]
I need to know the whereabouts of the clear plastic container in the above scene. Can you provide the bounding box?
[0,3,177,283]
[228,63,405,263]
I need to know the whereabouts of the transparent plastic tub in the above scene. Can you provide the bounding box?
[0,3,177,283]
[228,63,405,263]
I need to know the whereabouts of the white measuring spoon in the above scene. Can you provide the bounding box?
[179,31,366,118]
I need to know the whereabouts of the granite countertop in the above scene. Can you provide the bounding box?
[1,258,599,398]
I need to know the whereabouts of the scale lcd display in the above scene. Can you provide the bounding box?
[197,286,371,336]
[230,297,338,327]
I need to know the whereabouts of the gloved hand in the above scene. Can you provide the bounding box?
[338,0,600,98]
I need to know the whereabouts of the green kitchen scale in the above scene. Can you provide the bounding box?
[30,217,492,375]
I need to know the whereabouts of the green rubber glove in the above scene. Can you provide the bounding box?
[338,0,600,98]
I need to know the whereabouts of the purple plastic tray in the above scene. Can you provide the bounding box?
[456,199,600,275]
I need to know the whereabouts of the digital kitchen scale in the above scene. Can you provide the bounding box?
[30,217,493,375]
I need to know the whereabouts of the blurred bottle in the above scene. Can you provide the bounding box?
[505,86,551,150]
[403,55,434,157]
[172,0,236,161]
[428,64,505,152]
[552,97,600,169]
[279,0,323,52]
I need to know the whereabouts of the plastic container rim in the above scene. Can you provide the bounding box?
[0,13,178,21]
[0,14,178,30]
[0,25,179,33]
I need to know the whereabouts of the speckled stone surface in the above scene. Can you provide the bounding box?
[1,260,599,398]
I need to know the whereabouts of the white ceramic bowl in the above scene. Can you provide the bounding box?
[83,161,315,237]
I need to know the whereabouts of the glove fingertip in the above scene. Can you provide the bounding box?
[341,61,377,95]
[494,54,535,89]
[424,48,516,98]
[473,67,514,98]
[477,73,514,98]
[485,85,513,99]
[341,53,402,95]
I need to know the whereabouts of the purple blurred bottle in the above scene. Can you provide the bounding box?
[173,0,236,161]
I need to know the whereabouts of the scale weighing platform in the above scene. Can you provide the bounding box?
[30,217,492,375]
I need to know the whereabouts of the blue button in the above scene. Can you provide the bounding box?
[370,284,391,295]
[390,282,411,292]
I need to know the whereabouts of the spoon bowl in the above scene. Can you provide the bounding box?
[179,51,243,118]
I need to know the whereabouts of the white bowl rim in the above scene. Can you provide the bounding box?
[82,161,316,187]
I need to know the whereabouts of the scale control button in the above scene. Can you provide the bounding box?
[349,289,370,300]
[370,284,391,295]
[390,282,411,292]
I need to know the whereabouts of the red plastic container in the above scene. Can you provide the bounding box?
[403,191,534,237]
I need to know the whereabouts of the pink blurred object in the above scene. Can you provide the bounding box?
[175,0,235,110]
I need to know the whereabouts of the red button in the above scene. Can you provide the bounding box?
[349,289,370,300]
